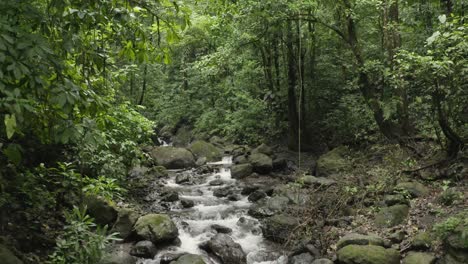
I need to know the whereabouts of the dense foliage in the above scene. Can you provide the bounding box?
[0,0,466,263]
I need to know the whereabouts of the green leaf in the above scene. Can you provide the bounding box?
[4,114,17,139]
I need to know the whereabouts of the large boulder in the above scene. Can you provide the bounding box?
[375,204,409,227]
[273,184,310,205]
[189,140,222,161]
[0,244,23,264]
[402,252,436,264]
[189,140,222,162]
[337,245,400,264]
[83,195,118,226]
[171,254,206,264]
[316,146,352,177]
[100,244,136,264]
[150,147,195,169]
[394,182,429,198]
[262,214,300,243]
[248,196,290,218]
[231,164,253,179]
[112,208,139,240]
[202,233,247,264]
[337,233,386,250]
[252,143,274,156]
[134,214,178,244]
[444,230,468,263]
[249,153,273,174]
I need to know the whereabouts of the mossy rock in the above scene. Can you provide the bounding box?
[150,147,195,169]
[151,166,168,178]
[411,231,432,250]
[189,140,222,162]
[134,214,178,244]
[252,143,273,156]
[231,164,253,179]
[171,254,206,264]
[83,195,118,226]
[394,182,429,198]
[337,245,400,264]
[316,146,352,177]
[0,244,23,264]
[261,214,299,243]
[112,208,139,240]
[402,252,436,264]
[249,153,273,174]
[375,204,409,227]
[337,233,385,250]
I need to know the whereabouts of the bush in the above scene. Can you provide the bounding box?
[48,207,120,264]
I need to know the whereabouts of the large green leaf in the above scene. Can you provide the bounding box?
[4,114,17,139]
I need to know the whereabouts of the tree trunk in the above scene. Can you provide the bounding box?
[433,89,464,157]
[286,21,300,150]
[138,64,147,105]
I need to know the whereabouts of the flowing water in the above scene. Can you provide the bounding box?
[140,156,287,264]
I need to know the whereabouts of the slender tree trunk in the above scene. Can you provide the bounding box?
[273,33,281,91]
[441,0,453,15]
[286,21,300,150]
[138,64,147,105]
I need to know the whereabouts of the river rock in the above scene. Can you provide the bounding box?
[213,187,234,197]
[316,146,352,177]
[288,252,314,264]
[150,147,195,169]
[273,157,288,171]
[171,254,206,264]
[262,214,299,243]
[248,190,267,202]
[300,175,336,187]
[241,185,260,195]
[99,250,137,264]
[209,135,225,147]
[209,179,224,186]
[311,259,334,264]
[274,184,310,205]
[402,252,436,264]
[252,143,274,156]
[175,173,191,184]
[130,240,157,259]
[211,224,233,234]
[134,214,178,243]
[201,233,247,264]
[394,182,429,198]
[337,245,400,264]
[196,157,207,166]
[249,153,273,174]
[375,204,409,227]
[83,195,118,226]
[248,196,290,218]
[234,155,249,164]
[0,244,23,264]
[337,233,386,250]
[181,199,194,208]
[161,191,179,202]
[112,208,139,240]
[189,140,222,162]
[231,164,253,179]
[160,253,185,264]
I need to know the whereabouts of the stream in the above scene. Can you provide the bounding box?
[140,155,287,264]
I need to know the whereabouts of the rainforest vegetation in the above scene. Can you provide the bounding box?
[0,0,466,264]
